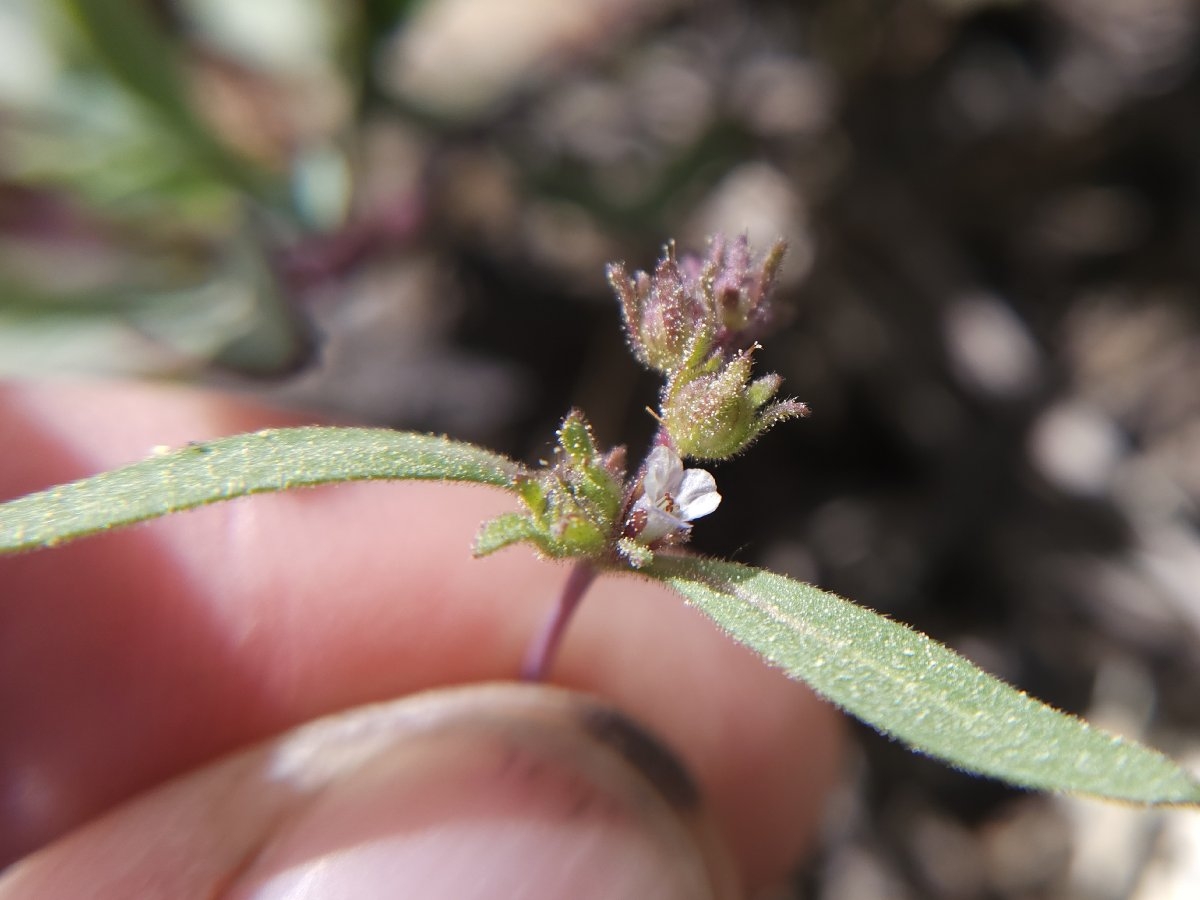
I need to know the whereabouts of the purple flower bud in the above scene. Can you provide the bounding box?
[705,234,787,352]
[608,235,788,375]
[608,243,716,374]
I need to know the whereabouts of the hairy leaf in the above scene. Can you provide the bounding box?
[648,555,1200,805]
[0,427,522,554]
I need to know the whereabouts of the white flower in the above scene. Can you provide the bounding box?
[631,445,721,543]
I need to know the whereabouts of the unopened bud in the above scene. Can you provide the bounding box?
[608,243,716,375]
[662,350,809,460]
[707,234,787,351]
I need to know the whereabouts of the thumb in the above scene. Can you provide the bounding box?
[1,685,742,900]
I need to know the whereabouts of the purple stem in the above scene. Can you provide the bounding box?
[520,561,598,682]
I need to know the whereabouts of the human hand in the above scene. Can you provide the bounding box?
[0,380,843,898]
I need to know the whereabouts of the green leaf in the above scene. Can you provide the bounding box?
[0,427,522,554]
[62,0,278,201]
[647,556,1200,805]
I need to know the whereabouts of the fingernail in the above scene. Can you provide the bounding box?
[227,684,740,900]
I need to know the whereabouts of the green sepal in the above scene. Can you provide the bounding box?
[746,373,782,409]
[679,312,718,376]
[556,411,623,522]
[554,516,609,556]
[567,465,623,522]
[516,476,548,520]
[474,513,538,557]
[558,409,599,464]
[617,536,654,569]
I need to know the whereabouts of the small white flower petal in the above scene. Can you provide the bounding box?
[629,444,720,545]
[675,468,721,520]
[637,504,689,543]
[641,444,682,503]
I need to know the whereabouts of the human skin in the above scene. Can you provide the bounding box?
[0,380,843,896]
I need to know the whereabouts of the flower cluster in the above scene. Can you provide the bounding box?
[476,235,807,570]
[609,235,809,461]
[608,234,787,373]
[475,410,625,561]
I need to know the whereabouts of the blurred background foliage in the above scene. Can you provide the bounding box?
[3,0,1200,896]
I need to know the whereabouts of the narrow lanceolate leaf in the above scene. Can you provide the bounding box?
[0,427,522,554]
[648,556,1200,805]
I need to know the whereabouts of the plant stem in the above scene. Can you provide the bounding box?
[520,561,598,682]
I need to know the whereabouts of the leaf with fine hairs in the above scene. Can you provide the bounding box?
[647,555,1200,805]
[0,426,522,554]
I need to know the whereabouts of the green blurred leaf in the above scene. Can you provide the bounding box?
[62,0,190,126]
[0,427,522,553]
[0,238,312,380]
[647,555,1200,805]
[61,0,277,200]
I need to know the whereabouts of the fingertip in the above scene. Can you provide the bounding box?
[4,688,744,900]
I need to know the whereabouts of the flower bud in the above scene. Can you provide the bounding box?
[608,243,716,375]
[707,234,787,347]
[608,235,789,377]
[662,350,809,460]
